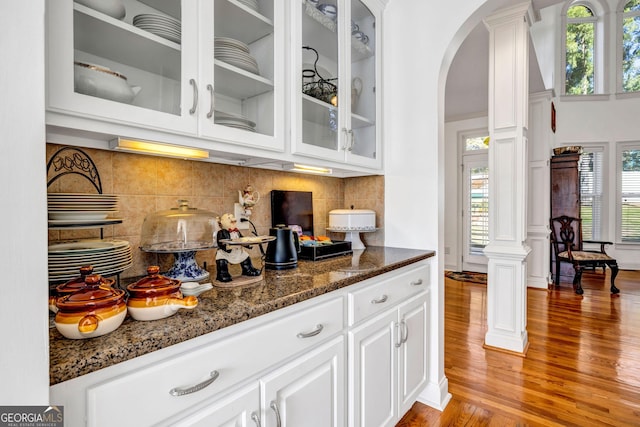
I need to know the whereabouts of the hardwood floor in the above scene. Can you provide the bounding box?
[396,269,640,426]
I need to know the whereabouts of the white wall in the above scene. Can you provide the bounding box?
[0,1,50,404]
[383,0,517,410]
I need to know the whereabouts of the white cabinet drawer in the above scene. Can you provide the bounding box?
[348,264,429,325]
[86,296,344,427]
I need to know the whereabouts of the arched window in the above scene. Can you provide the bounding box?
[562,1,606,95]
[620,0,640,92]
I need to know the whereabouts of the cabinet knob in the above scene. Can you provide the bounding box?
[410,279,424,286]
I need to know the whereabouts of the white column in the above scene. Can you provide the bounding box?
[482,2,534,354]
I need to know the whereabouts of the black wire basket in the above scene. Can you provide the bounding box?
[302,46,338,105]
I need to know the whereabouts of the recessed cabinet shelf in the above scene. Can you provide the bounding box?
[215,0,274,45]
[302,94,373,128]
[214,59,274,100]
[352,112,374,129]
[74,4,181,80]
[302,93,336,126]
[301,0,373,62]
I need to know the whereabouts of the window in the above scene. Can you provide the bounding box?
[579,148,604,240]
[462,133,489,269]
[619,145,640,242]
[621,0,640,92]
[565,3,597,94]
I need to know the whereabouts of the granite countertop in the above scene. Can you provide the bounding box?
[49,246,435,385]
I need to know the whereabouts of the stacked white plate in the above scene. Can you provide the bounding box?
[133,13,181,44]
[215,37,260,75]
[48,239,133,282]
[238,0,259,12]
[48,193,120,223]
[214,110,256,132]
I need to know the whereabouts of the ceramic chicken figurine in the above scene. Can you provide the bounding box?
[215,213,261,282]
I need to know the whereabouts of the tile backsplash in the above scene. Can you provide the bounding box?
[46,143,384,279]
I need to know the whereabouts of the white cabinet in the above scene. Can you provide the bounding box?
[261,337,345,427]
[348,309,396,426]
[46,0,284,151]
[173,336,344,427]
[171,384,260,427]
[291,0,382,169]
[51,295,344,427]
[347,266,430,427]
[49,261,431,427]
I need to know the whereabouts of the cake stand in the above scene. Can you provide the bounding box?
[142,245,216,282]
[326,227,377,250]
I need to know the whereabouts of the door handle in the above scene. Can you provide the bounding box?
[270,400,282,427]
[395,322,402,348]
[206,83,214,118]
[189,78,198,115]
[251,411,261,427]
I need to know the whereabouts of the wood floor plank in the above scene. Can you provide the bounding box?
[396,269,640,426]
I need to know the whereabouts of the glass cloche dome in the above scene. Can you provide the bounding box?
[140,200,219,252]
[140,200,220,281]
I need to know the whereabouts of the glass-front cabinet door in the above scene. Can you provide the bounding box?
[292,0,381,169]
[46,0,284,152]
[47,0,199,134]
[198,0,284,151]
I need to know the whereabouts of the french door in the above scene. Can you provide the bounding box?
[462,154,489,271]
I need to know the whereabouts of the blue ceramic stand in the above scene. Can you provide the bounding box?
[165,251,210,282]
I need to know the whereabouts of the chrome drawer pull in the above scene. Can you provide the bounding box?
[189,78,198,115]
[251,411,261,427]
[169,370,219,396]
[297,324,324,338]
[270,401,282,427]
[371,295,388,304]
[410,279,424,286]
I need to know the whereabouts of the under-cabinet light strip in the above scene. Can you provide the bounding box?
[109,138,209,159]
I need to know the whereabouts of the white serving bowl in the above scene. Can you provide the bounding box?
[74,62,141,104]
[76,0,126,20]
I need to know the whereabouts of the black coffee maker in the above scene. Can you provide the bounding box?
[265,225,300,270]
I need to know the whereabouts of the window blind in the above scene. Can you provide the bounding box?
[579,150,603,240]
[621,149,640,242]
[469,166,489,255]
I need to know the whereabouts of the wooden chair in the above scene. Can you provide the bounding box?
[549,215,619,295]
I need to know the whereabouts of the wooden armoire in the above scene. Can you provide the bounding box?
[550,153,581,283]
